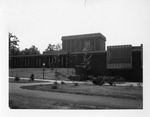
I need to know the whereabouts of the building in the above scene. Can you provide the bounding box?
[61,33,106,52]
[9,33,143,82]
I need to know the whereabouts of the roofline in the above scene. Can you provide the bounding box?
[61,33,106,41]
[9,51,107,58]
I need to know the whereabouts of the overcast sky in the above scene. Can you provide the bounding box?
[1,0,150,53]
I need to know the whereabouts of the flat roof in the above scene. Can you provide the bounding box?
[61,33,106,41]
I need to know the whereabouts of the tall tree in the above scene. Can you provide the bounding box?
[44,43,62,53]
[20,45,40,55]
[9,33,20,56]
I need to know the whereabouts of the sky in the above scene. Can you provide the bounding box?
[1,0,150,53]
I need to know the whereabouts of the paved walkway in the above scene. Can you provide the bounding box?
[9,77,142,109]
[9,77,143,86]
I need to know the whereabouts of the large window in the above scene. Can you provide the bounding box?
[107,45,132,69]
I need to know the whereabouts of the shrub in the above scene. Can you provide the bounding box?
[129,84,133,87]
[68,75,81,81]
[14,76,20,81]
[51,84,58,89]
[74,83,79,86]
[115,76,125,83]
[92,77,105,86]
[54,82,58,85]
[92,76,125,86]
[61,81,65,84]
[108,82,113,86]
[87,75,94,80]
[137,83,142,87]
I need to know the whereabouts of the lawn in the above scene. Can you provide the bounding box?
[9,94,105,109]
[9,68,74,80]
[21,83,143,100]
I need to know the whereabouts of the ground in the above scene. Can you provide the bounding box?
[9,93,105,109]
[21,83,142,100]
[9,68,143,109]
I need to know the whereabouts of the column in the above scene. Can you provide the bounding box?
[28,57,30,67]
[48,57,50,68]
[65,40,67,51]
[61,56,63,67]
[94,38,96,51]
[39,58,41,67]
[16,58,18,68]
[66,57,68,67]
[24,58,26,67]
[37,58,39,67]
[79,39,82,51]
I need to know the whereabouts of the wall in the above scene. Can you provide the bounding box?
[62,37,105,52]
[9,50,142,82]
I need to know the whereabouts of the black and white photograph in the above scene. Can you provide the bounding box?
[0,0,150,117]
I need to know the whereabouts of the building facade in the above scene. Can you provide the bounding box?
[61,33,106,52]
[9,33,143,82]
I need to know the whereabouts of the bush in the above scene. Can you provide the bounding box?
[87,75,94,80]
[68,75,81,81]
[115,76,125,83]
[51,84,58,89]
[92,76,125,86]
[103,76,115,86]
[74,83,79,86]
[61,81,65,84]
[14,76,20,81]
[108,82,113,86]
[92,77,105,86]
[54,82,58,85]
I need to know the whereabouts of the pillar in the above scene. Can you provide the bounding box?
[94,38,96,51]
[61,56,64,67]
[66,57,68,67]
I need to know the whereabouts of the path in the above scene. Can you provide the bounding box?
[9,79,143,109]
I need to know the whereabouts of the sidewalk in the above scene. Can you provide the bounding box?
[9,77,143,87]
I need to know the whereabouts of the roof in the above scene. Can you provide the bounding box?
[43,50,69,55]
[9,50,107,58]
[61,33,106,41]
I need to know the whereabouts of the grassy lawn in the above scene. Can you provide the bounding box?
[9,94,105,109]
[21,83,143,100]
[9,68,74,80]
[9,78,48,83]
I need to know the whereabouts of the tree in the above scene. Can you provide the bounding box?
[44,43,62,51]
[44,44,55,52]
[20,45,40,55]
[55,43,62,51]
[75,40,92,80]
[29,45,40,54]
[9,33,20,56]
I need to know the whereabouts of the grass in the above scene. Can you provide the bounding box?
[9,78,48,83]
[21,83,143,100]
[9,94,106,109]
[9,68,74,80]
